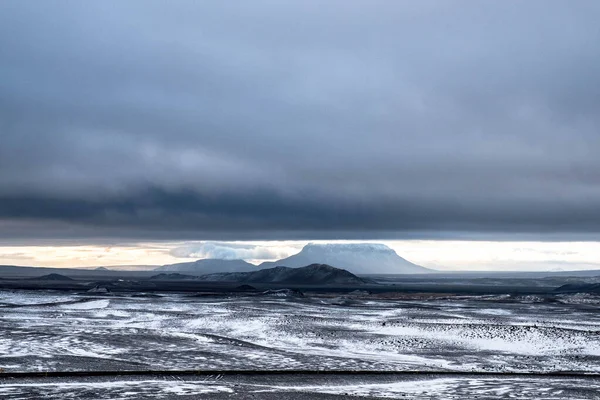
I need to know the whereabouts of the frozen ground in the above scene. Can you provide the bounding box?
[0,290,599,398]
[0,373,598,399]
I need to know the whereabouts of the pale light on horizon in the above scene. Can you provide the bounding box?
[0,240,599,272]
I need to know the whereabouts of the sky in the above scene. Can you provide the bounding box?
[1,1,600,270]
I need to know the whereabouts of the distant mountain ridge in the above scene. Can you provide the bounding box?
[198,264,371,285]
[259,243,432,274]
[155,259,257,275]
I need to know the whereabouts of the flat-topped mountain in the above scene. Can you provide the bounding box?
[199,263,371,285]
[259,243,432,275]
[155,259,258,275]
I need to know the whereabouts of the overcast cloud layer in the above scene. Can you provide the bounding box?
[1,1,600,241]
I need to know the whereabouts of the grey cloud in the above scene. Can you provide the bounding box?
[1,1,600,241]
[170,242,286,260]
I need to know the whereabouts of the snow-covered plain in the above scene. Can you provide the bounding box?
[0,290,599,398]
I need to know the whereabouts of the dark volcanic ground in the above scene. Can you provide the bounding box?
[0,288,599,398]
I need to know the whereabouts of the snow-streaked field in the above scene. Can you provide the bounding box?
[0,374,598,399]
[1,290,599,398]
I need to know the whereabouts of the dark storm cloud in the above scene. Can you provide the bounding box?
[1,1,600,240]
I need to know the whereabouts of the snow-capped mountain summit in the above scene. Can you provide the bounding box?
[259,243,433,274]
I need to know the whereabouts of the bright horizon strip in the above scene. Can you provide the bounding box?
[0,240,599,271]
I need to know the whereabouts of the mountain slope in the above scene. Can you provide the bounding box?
[155,259,258,275]
[259,243,432,274]
[554,282,600,294]
[199,264,371,285]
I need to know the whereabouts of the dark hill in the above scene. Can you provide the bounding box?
[235,284,258,291]
[31,273,74,281]
[554,283,600,294]
[199,264,371,285]
[155,259,258,275]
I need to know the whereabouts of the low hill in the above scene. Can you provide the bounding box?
[155,259,258,275]
[198,263,371,285]
[259,243,432,274]
[31,273,74,281]
[235,284,258,291]
[554,282,600,294]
